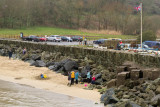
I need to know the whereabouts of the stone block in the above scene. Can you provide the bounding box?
[128,67,137,71]
[142,69,152,79]
[116,66,126,73]
[151,69,160,80]
[130,69,141,80]
[107,79,116,88]
[116,72,129,86]
[122,63,132,71]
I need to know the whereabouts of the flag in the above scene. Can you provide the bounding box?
[135,4,141,11]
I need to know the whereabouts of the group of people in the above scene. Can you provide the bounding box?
[67,70,79,86]
[8,48,26,59]
[67,70,96,86]
[117,41,123,50]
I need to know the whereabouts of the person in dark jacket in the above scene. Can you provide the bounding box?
[67,72,71,86]
[8,49,13,59]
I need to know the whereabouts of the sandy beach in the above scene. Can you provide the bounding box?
[0,56,101,103]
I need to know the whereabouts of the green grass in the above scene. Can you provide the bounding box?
[0,26,136,40]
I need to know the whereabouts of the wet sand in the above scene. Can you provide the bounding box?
[0,79,103,107]
[0,56,101,103]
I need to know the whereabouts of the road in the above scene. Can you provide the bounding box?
[0,38,93,46]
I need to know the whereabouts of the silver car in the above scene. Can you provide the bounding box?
[47,35,61,42]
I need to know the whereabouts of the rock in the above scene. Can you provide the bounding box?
[95,74,102,80]
[107,79,116,88]
[96,85,102,89]
[151,69,160,80]
[0,49,6,56]
[142,69,152,80]
[21,54,29,61]
[101,88,115,102]
[46,61,55,67]
[81,66,90,78]
[128,67,137,71]
[95,78,103,85]
[116,72,129,86]
[156,86,160,94]
[125,101,141,107]
[48,62,61,71]
[130,69,141,80]
[26,59,35,64]
[104,95,119,105]
[30,60,46,67]
[64,60,78,71]
[153,78,160,85]
[31,54,41,61]
[116,66,126,73]
[123,95,130,99]
[151,94,160,106]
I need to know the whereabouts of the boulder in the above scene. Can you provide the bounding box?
[81,65,91,78]
[151,69,160,80]
[95,74,102,80]
[27,60,35,64]
[101,88,115,102]
[0,49,6,56]
[107,79,116,88]
[64,60,78,71]
[116,72,129,86]
[104,95,119,105]
[130,69,141,80]
[142,69,152,80]
[151,94,160,106]
[95,78,103,85]
[30,60,46,67]
[21,54,29,61]
[125,101,141,107]
[156,86,160,94]
[46,61,55,67]
[31,54,41,61]
[48,62,61,71]
[116,66,126,73]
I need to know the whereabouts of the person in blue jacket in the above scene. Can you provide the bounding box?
[87,71,91,83]
[75,71,79,84]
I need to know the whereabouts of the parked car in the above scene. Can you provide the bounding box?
[143,41,160,48]
[23,35,40,42]
[93,39,108,44]
[46,35,61,42]
[61,36,73,42]
[39,37,47,42]
[108,38,122,41]
[71,36,83,42]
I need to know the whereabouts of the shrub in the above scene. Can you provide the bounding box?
[137,30,156,42]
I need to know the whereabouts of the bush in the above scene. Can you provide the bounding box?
[137,30,156,42]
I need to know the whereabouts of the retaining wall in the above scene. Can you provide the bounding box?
[0,39,160,68]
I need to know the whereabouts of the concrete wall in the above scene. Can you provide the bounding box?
[0,39,160,68]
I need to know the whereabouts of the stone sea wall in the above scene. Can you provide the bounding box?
[0,39,160,68]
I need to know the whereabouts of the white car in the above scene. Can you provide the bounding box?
[47,35,61,42]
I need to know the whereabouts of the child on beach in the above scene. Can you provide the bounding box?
[75,71,79,84]
[67,72,71,86]
[71,71,75,85]
[23,48,26,55]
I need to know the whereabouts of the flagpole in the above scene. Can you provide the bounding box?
[141,3,143,49]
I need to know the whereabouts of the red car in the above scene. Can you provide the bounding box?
[39,37,47,41]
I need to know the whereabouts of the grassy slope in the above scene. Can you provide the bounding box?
[0,27,136,39]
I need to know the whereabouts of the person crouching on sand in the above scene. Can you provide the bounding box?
[71,71,75,85]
